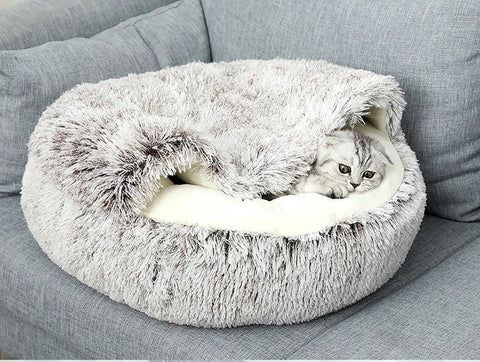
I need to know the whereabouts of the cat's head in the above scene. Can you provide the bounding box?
[314,129,391,193]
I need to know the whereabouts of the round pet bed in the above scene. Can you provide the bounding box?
[21,59,426,327]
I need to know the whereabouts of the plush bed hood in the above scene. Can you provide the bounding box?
[27,59,406,219]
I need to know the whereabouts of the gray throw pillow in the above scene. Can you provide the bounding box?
[0,0,210,196]
[0,0,176,50]
[202,0,480,222]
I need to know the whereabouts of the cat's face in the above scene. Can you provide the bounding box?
[313,129,391,193]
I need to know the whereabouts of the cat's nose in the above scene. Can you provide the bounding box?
[350,182,359,189]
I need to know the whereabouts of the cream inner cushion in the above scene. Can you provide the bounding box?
[144,123,404,236]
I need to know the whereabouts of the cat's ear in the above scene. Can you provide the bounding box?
[369,138,392,165]
[380,151,392,165]
[374,144,393,165]
[324,136,342,146]
[324,130,348,145]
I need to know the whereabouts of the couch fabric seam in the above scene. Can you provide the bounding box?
[199,0,213,62]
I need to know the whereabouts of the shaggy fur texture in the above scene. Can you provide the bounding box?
[21,59,426,327]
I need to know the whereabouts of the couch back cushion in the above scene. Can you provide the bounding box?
[0,0,176,50]
[202,0,480,222]
[0,0,210,196]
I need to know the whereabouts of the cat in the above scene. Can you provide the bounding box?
[289,129,391,199]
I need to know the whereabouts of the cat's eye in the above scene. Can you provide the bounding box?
[363,170,375,179]
[338,164,351,174]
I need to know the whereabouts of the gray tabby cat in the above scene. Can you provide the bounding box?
[290,129,391,198]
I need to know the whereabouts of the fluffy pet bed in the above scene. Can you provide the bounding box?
[21,59,426,327]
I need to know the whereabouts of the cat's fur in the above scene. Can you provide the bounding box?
[290,129,391,198]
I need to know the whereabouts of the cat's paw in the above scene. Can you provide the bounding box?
[328,184,350,199]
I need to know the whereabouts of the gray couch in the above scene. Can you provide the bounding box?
[1,0,479,359]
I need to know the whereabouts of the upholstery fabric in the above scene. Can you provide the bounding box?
[0,0,211,196]
[201,0,480,222]
[0,0,176,50]
[290,233,480,359]
[0,306,81,359]
[1,196,479,358]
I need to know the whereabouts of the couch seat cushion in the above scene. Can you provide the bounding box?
[290,232,480,359]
